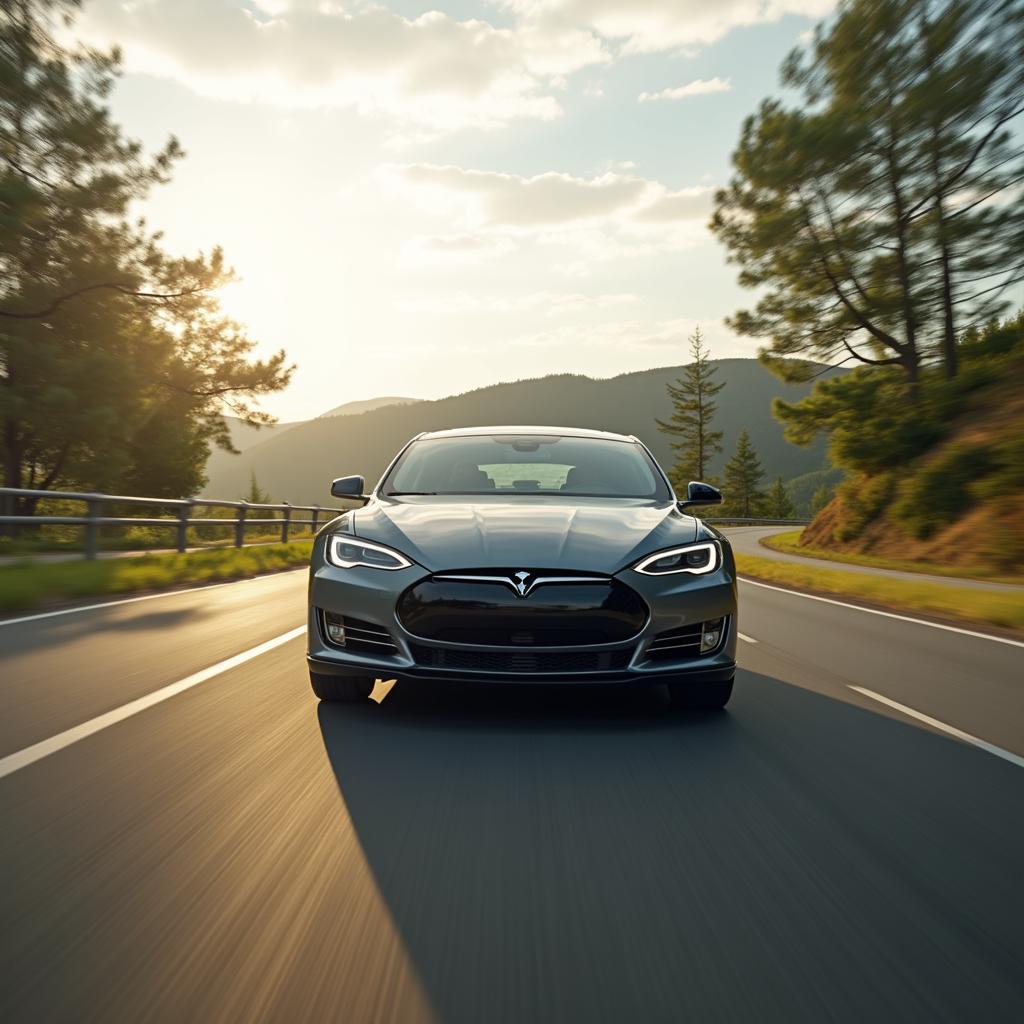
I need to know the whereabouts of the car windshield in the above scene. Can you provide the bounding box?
[383,434,670,500]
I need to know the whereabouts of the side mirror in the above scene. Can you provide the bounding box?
[678,481,722,510]
[331,475,369,503]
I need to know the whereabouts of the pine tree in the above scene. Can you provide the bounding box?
[244,472,271,504]
[723,429,766,518]
[711,0,1024,385]
[763,477,795,519]
[656,327,725,489]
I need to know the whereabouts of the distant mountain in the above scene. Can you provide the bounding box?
[202,360,842,505]
[203,416,301,499]
[318,396,420,418]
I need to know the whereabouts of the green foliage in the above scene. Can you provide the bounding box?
[763,477,795,519]
[0,0,292,509]
[712,0,1024,382]
[834,472,896,542]
[786,465,845,517]
[656,326,725,487]
[890,445,987,539]
[723,429,766,517]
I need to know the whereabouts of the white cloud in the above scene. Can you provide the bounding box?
[392,163,714,229]
[389,162,718,271]
[500,0,834,54]
[77,0,608,131]
[638,77,731,103]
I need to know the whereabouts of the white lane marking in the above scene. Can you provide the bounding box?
[849,686,1024,770]
[739,577,1024,649]
[0,569,307,628]
[737,632,758,644]
[0,626,307,781]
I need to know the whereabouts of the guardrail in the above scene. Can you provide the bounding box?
[0,486,810,561]
[0,487,345,559]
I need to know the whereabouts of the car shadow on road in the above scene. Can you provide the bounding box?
[317,672,1024,1024]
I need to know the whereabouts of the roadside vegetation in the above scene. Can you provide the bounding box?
[0,543,313,614]
[762,529,1024,586]
[735,553,1024,633]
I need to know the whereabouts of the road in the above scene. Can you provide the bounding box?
[1,568,1023,1022]
[726,525,1024,592]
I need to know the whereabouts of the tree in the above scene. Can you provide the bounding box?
[0,1,292,512]
[655,327,724,488]
[711,0,1024,386]
[244,471,271,504]
[763,477,795,519]
[811,484,835,515]
[723,429,766,517]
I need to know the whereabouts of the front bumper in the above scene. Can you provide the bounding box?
[306,556,738,686]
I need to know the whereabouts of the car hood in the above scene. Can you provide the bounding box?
[351,497,698,573]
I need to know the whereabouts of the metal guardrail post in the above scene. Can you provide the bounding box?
[235,502,247,548]
[281,503,291,544]
[311,506,319,534]
[84,497,101,559]
[176,500,192,553]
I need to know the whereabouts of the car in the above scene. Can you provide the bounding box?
[306,426,737,709]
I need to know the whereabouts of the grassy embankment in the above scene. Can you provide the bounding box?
[762,529,1024,585]
[734,551,1024,632]
[0,542,313,614]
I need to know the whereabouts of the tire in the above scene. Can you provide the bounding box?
[667,676,734,711]
[309,670,375,702]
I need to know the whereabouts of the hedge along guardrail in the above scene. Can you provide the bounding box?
[0,487,347,559]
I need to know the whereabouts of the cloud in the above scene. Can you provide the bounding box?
[392,163,714,229]
[77,0,608,130]
[638,77,731,102]
[501,0,834,54]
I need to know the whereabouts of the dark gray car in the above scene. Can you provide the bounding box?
[307,426,737,708]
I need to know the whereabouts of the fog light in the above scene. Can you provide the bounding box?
[323,611,346,646]
[700,617,724,653]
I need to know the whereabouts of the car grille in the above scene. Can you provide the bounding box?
[410,644,632,675]
[644,623,703,662]
[397,570,648,646]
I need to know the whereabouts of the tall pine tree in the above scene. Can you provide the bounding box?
[763,477,795,519]
[656,327,724,490]
[724,429,766,517]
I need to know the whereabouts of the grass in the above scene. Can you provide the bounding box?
[0,541,313,614]
[735,552,1024,633]
[760,529,1024,586]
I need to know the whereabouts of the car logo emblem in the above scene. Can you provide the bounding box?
[513,571,531,597]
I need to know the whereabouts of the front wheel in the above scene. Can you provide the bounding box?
[667,676,734,711]
[309,670,375,702]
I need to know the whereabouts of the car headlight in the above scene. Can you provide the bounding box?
[326,536,412,570]
[633,541,719,576]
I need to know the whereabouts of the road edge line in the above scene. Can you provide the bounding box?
[739,576,1024,649]
[0,626,307,781]
[0,569,308,628]
[849,686,1024,769]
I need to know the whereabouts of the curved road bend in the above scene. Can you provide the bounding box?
[724,525,1024,592]
[1,569,1023,1022]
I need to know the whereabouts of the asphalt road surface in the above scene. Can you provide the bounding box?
[1,568,1023,1023]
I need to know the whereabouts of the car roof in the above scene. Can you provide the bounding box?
[415,425,639,443]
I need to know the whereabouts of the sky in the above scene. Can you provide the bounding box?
[76,0,835,421]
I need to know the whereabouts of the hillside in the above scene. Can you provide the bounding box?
[203,359,839,505]
[318,396,420,418]
[798,342,1024,577]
